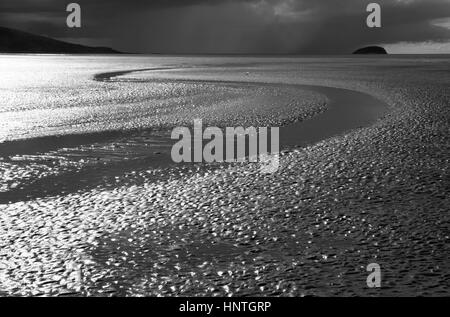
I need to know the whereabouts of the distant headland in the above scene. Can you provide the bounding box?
[353,46,388,55]
[0,26,121,54]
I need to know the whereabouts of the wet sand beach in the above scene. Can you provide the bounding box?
[0,55,449,296]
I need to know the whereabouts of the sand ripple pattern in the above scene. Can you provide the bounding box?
[0,56,449,296]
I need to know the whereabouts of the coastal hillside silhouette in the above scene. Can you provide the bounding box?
[0,26,120,54]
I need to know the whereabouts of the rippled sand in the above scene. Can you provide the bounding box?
[0,55,449,296]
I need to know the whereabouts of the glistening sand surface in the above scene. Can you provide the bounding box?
[0,55,449,296]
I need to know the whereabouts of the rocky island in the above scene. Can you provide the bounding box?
[353,46,388,55]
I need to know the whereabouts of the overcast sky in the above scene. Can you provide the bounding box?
[1,0,450,54]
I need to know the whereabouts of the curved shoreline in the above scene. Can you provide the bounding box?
[99,67,390,149]
[93,67,174,82]
[0,67,389,157]
[0,67,389,203]
[0,67,389,158]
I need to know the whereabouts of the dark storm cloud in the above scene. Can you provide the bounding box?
[1,0,449,53]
